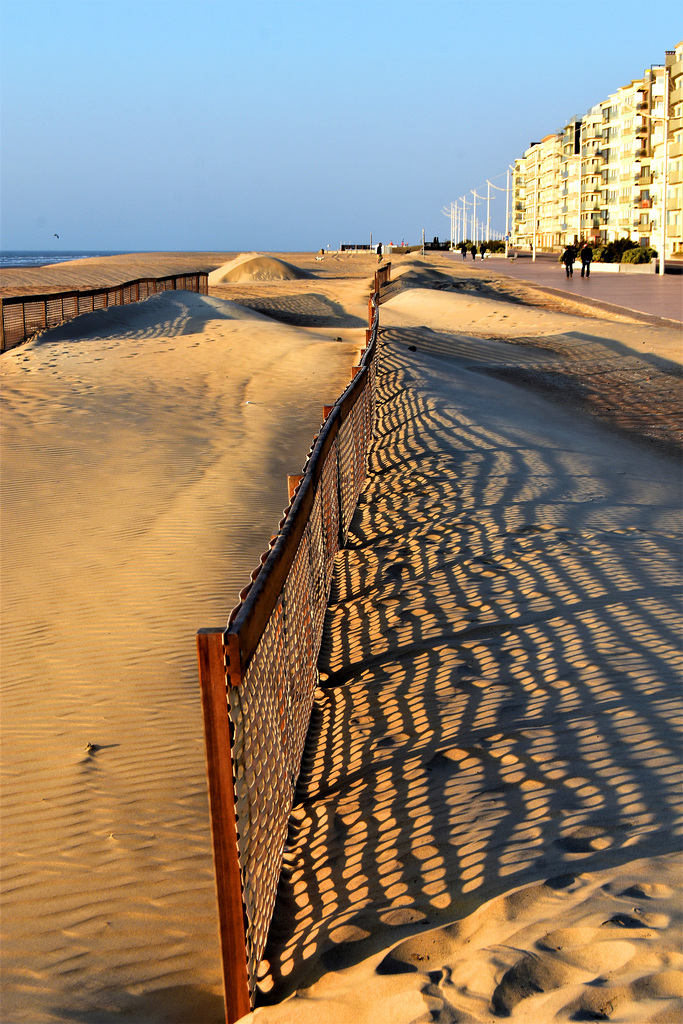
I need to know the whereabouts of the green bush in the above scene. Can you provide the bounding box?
[621,245,657,264]
[593,238,639,263]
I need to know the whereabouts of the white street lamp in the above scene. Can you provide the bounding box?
[471,188,485,243]
[460,195,468,244]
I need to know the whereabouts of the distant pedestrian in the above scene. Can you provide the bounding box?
[461,245,467,260]
[580,243,593,278]
[561,245,576,278]
[471,245,477,260]
[376,242,383,264]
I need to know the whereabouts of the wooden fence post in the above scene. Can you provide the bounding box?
[196,629,251,1024]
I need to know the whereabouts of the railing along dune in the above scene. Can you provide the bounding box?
[0,271,209,352]
[197,265,390,1023]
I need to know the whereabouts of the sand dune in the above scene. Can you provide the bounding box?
[0,282,362,1024]
[208,253,313,285]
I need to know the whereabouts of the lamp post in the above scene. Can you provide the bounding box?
[486,180,491,244]
[505,167,510,256]
[533,151,539,261]
[460,195,468,244]
[471,188,485,243]
[488,172,515,254]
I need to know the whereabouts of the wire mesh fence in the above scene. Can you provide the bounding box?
[196,269,388,1023]
[0,272,208,351]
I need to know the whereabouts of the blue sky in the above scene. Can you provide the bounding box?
[1,0,681,252]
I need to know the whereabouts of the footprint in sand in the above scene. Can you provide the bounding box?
[554,825,613,854]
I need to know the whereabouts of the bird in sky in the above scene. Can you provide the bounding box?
[54,233,59,239]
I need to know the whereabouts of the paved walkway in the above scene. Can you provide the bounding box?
[448,253,683,324]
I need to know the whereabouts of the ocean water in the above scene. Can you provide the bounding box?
[0,250,133,269]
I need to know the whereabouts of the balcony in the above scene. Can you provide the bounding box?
[635,125,648,138]
[635,148,648,158]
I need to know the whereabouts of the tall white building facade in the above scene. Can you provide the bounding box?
[510,42,683,258]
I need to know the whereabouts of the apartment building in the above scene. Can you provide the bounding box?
[510,41,683,259]
[512,133,563,249]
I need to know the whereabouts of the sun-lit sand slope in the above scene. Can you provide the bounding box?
[209,253,314,284]
[247,266,682,1023]
[0,260,365,1024]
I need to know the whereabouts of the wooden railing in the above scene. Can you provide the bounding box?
[0,272,208,352]
[196,266,390,1023]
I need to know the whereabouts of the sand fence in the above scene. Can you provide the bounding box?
[197,267,389,1022]
[0,271,209,352]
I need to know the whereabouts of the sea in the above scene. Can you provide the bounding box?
[0,250,133,269]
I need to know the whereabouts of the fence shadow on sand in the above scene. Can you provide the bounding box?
[258,328,682,1002]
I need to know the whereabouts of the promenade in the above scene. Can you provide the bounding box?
[451,252,683,325]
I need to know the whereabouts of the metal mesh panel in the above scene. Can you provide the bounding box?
[337,414,357,537]
[321,438,340,587]
[23,301,46,335]
[307,488,328,648]
[45,298,64,329]
[283,529,318,775]
[62,295,78,319]
[228,599,292,994]
[2,305,25,348]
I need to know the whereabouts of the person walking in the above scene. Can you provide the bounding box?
[561,244,576,278]
[376,242,383,264]
[470,244,477,260]
[580,243,593,278]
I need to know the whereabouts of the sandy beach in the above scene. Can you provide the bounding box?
[1,252,681,1023]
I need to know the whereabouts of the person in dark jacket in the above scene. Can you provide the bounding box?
[561,245,576,277]
[580,243,593,278]
[376,242,383,263]
[470,244,477,260]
